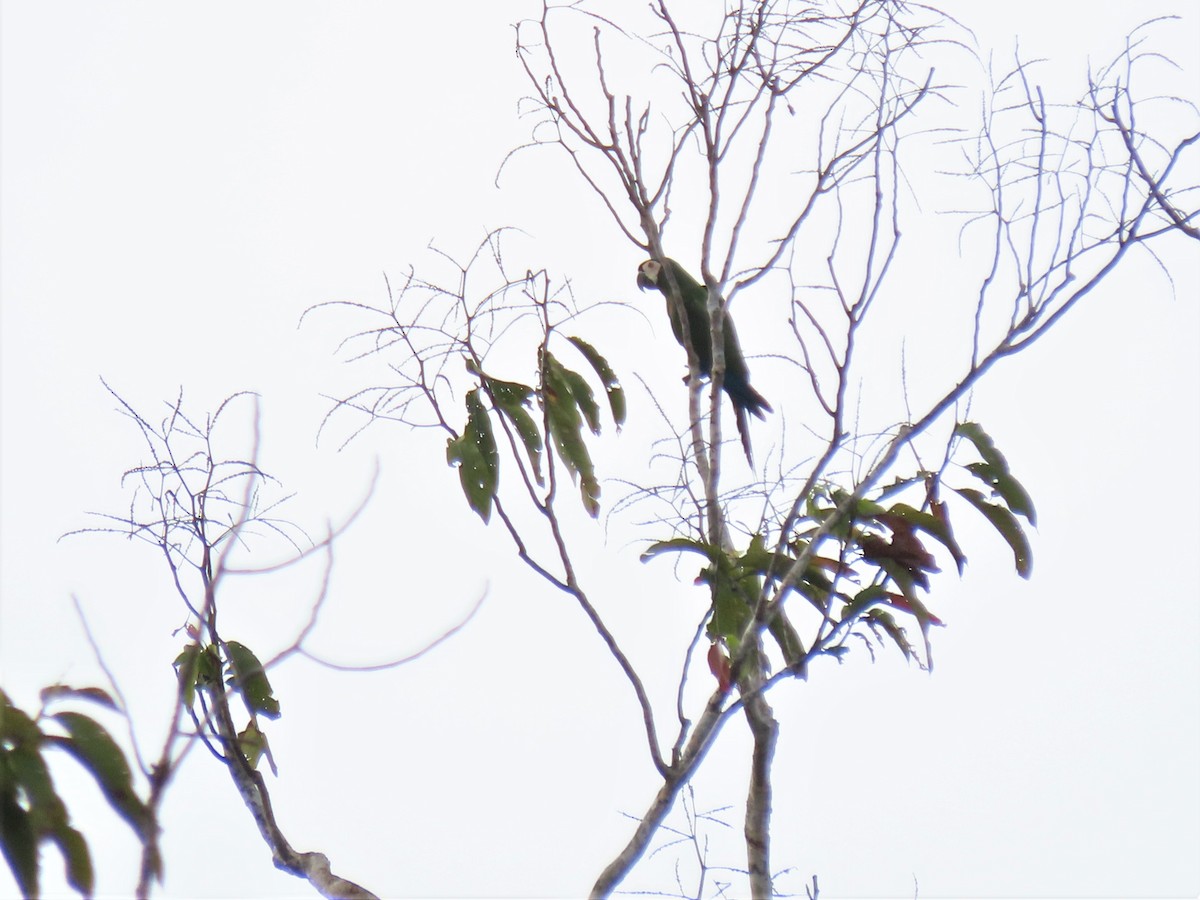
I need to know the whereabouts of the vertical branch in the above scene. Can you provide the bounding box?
[741,653,777,899]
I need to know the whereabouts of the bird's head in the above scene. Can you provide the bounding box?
[636,258,663,291]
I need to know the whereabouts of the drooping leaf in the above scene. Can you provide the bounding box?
[735,533,786,577]
[740,536,845,615]
[50,712,151,840]
[641,537,745,645]
[1,694,98,897]
[174,643,202,709]
[567,336,626,427]
[174,642,221,709]
[482,374,533,409]
[237,721,272,772]
[560,365,602,435]
[877,502,967,575]
[5,740,60,818]
[506,403,546,485]
[954,421,1008,469]
[484,376,544,486]
[0,691,41,744]
[965,462,1037,525]
[864,608,915,662]
[868,516,938,570]
[446,388,499,522]
[0,789,39,899]
[542,351,601,516]
[801,489,882,541]
[830,488,888,520]
[643,537,807,672]
[766,608,806,669]
[840,583,891,622]
[955,422,1036,524]
[39,686,119,712]
[224,641,281,720]
[926,476,968,574]
[953,487,1033,578]
[860,511,941,590]
[744,535,851,587]
[4,739,72,898]
[890,591,938,669]
[867,549,928,594]
[639,537,718,565]
[707,644,733,693]
[47,822,93,896]
[703,554,755,653]
[883,591,944,627]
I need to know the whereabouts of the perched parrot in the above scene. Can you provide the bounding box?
[636,258,772,462]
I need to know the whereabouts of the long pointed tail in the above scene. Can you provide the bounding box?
[735,404,755,464]
[726,375,771,464]
[726,374,772,420]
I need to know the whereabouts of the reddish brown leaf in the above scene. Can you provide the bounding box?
[707,644,732,693]
[862,516,940,582]
[810,556,859,578]
[884,592,945,626]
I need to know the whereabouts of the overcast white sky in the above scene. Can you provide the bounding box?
[2,2,1198,899]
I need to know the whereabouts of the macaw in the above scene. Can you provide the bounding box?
[636,258,772,462]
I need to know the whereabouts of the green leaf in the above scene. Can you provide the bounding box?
[6,739,61,815]
[1,692,97,898]
[0,788,39,899]
[485,376,544,486]
[955,422,1036,524]
[865,609,915,662]
[567,336,626,427]
[641,537,807,668]
[953,487,1033,578]
[506,404,545,485]
[803,488,883,541]
[954,421,1008,469]
[873,503,942,538]
[174,642,202,709]
[639,537,718,565]
[738,536,839,609]
[50,712,151,840]
[224,641,282,720]
[483,375,533,409]
[735,533,781,576]
[965,462,1037,525]
[446,388,499,522]
[39,686,119,712]
[704,554,755,653]
[48,822,93,896]
[766,608,806,668]
[560,366,601,434]
[237,721,270,771]
[840,584,891,622]
[831,488,887,520]
[542,352,600,516]
[0,691,41,745]
[174,642,222,709]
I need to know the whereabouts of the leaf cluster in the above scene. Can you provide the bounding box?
[1,687,154,898]
[643,423,1037,675]
[448,337,626,520]
[174,638,282,772]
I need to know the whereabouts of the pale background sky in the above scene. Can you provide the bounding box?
[1,2,1198,898]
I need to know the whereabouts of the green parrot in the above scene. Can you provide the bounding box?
[636,258,772,462]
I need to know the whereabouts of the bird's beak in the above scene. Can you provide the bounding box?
[636,271,652,291]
